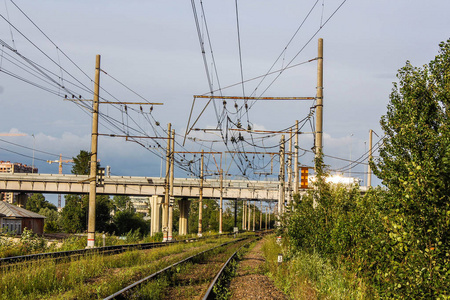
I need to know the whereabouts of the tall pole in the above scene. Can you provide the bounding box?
[367,129,373,187]
[259,200,262,231]
[294,120,299,194]
[234,199,237,229]
[247,201,251,231]
[163,123,171,242]
[287,129,293,207]
[87,54,101,248]
[315,38,324,166]
[198,150,204,236]
[168,129,175,241]
[219,169,223,234]
[265,207,268,231]
[253,204,255,231]
[242,200,246,230]
[278,134,285,224]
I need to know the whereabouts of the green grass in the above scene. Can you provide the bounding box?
[262,235,373,300]
[0,236,235,299]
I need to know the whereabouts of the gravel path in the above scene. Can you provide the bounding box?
[229,238,288,300]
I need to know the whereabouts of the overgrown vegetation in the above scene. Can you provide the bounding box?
[0,236,234,299]
[280,40,450,299]
[262,236,369,299]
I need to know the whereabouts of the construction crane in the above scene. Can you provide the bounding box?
[47,154,73,211]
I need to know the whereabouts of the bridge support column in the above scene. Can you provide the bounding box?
[178,197,190,236]
[150,195,163,236]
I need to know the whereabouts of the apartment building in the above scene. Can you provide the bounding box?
[0,161,38,205]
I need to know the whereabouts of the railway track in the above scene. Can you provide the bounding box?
[0,233,233,268]
[103,232,269,300]
[0,231,271,299]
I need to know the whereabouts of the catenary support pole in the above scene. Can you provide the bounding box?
[260,200,262,230]
[315,38,324,166]
[294,120,299,194]
[247,201,251,231]
[234,199,237,229]
[265,207,268,231]
[219,169,223,234]
[168,129,175,241]
[198,150,204,236]
[287,129,293,207]
[253,204,255,231]
[242,200,245,230]
[163,123,171,242]
[87,54,101,249]
[278,135,285,225]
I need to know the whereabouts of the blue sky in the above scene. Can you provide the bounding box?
[1,0,450,205]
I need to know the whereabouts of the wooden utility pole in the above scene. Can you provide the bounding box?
[367,129,373,187]
[87,54,101,249]
[198,150,204,237]
[315,38,324,166]
[163,123,171,242]
[168,129,175,241]
[294,120,299,193]
[278,135,285,222]
[219,169,223,234]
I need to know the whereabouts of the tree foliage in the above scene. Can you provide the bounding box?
[71,150,92,175]
[371,39,450,298]
[26,193,57,213]
[60,194,112,234]
[112,210,149,236]
[285,40,450,299]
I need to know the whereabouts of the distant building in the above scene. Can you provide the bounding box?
[129,196,150,216]
[0,201,45,235]
[0,161,38,205]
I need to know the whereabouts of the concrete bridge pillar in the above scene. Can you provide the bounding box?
[150,195,163,236]
[178,197,190,236]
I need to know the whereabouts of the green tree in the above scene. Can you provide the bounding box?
[60,194,86,233]
[373,39,450,297]
[71,150,92,175]
[67,150,112,233]
[188,198,220,234]
[112,210,149,236]
[26,193,57,213]
[39,207,60,233]
[112,195,131,212]
[60,194,112,234]
[95,195,113,233]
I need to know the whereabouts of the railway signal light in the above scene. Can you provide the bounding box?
[97,167,105,187]
[301,167,309,189]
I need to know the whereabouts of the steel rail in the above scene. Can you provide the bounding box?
[202,237,259,300]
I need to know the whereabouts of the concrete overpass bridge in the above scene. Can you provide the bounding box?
[0,173,280,201]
